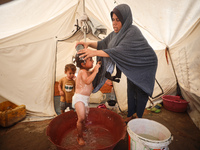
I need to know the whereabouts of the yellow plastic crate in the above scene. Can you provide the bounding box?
[0,101,26,127]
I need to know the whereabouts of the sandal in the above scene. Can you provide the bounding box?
[147,103,162,113]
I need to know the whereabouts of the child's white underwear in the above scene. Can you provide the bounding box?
[72,93,90,108]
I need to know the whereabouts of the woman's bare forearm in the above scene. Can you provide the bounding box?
[78,49,109,59]
[87,42,97,49]
[95,50,109,57]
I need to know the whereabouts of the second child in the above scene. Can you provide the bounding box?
[58,64,76,114]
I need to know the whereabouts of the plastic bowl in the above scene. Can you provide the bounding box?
[162,95,189,112]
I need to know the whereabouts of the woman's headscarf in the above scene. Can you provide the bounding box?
[108,4,133,48]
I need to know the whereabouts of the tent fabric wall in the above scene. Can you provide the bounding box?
[0,38,57,116]
[170,21,200,128]
[0,0,78,40]
[0,0,200,128]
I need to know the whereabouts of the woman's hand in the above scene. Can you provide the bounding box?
[78,48,97,60]
[76,41,98,49]
[78,49,109,60]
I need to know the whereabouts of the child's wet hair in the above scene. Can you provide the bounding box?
[73,53,86,68]
[73,44,86,68]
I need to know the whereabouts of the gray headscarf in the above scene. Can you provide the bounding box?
[108,4,133,47]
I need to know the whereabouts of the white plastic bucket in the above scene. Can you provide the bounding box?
[127,118,172,150]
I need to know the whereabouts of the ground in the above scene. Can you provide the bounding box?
[0,107,200,150]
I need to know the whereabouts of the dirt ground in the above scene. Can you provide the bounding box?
[0,107,200,150]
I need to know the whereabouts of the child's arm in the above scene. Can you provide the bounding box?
[81,62,101,85]
[58,82,64,96]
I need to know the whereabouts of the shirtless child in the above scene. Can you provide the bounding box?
[72,52,101,146]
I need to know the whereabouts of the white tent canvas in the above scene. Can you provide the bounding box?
[0,0,200,129]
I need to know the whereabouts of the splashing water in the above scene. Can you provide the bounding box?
[60,125,114,150]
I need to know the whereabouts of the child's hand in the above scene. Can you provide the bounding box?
[93,61,101,73]
[97,61,102,65]
[59,90,64,96]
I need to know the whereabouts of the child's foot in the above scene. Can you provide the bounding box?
[77,137,85,146]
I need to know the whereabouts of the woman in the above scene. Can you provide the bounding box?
[77,4,158,122]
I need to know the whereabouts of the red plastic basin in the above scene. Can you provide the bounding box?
[46,108,126,150]
[162,95,189,112]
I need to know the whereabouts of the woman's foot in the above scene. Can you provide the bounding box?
[77,137,85,146]
[124,116,133,124]
[124,115,137,124]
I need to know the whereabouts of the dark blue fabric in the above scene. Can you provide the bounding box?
[103,25,158,96]
[127,78,148,118]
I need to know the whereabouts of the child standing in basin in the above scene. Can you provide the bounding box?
[72,51,101,146]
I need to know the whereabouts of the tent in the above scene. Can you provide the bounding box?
[0,0,200,129]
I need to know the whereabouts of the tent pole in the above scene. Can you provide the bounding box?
[166,46,182,98]
[166,47,178,80]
